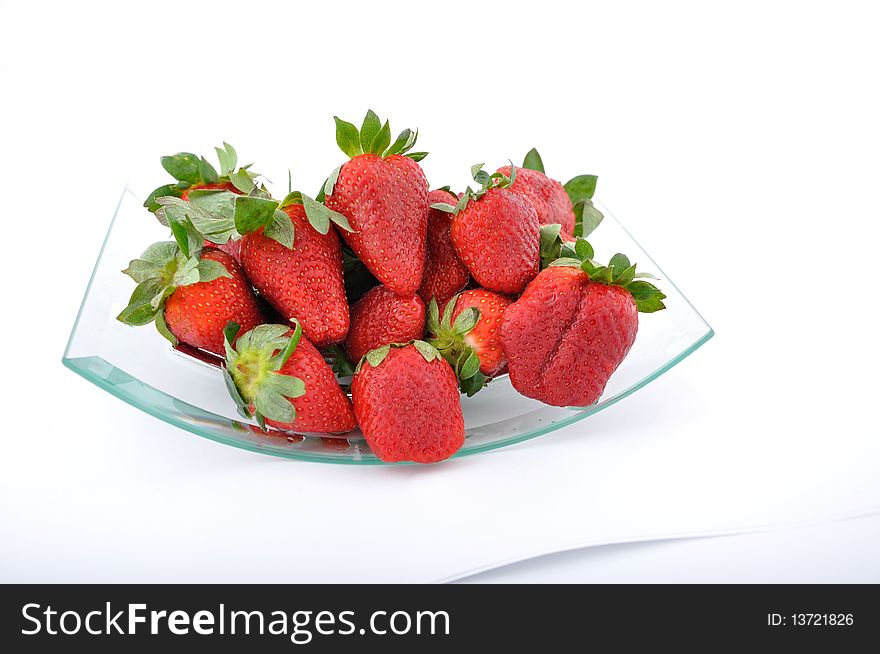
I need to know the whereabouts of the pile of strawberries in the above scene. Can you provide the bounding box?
[119,111,666,464]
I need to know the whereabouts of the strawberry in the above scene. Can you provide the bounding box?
[351,342,464,463]
[500,239,666,407]
[145,143,263,262]
[239,201,350,347]
[324,110,429,296]
[222,322,356,434]
[437,164,539,295]
[118,243,263,356]
[427,289,512,395]
[418,188,470,305]
[506,147,605,239]
[345,285,426,363]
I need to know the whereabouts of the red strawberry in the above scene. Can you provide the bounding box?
[428,290,512,388]
[506,147,604,240]
[497,164,575,234]
[500,240,666,407]
[239,202,350,347]
[345,285,425,363]
[222,322,356,434]
[351,342,464,463]
[324,110,429,296]
[118,244,263,356]
[419,188,470,305]
[445,165,540,294]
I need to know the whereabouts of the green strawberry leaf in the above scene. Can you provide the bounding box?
[548,257,583,268]
[144,184,182,213]
[161,152,201,184]
[117,278,167,325]
[625,281,667,313]
[575,238,594,260]
[334,116,363,158]
[413,340,440,363]
[360,110,382,154]
[364,345,391,369]
[452,307,480,335]
[215,142,238,176]
[301,194,353,234]
[324,165,342,198]
[154,309,178,346]
[273,320,303,370]
[522,148,545,173]
[254,388,295,424]
[324,344,356,378]
[540,223,564,267]
[564,174,598,204]
[459,370,486,397]
[196,258,231,283]
[426,298,441,334]
[573,199,604,238]
[229,168,256,193]
[614,264,637,286]
[265,372,306,399]
[458,349,481,380]
[385,128,412,156]
[370,120,392,155]
[222,366,252,419]
[406,151,428,162]
[198,157,219,184]
[265,209,295,249]
[116,300,161,326]
[122,258,165,284]
[608,253,631,275]
[233,195,278,235]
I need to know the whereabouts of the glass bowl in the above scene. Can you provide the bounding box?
[63,187,713,464]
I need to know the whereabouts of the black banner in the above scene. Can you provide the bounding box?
[0,584,876,651]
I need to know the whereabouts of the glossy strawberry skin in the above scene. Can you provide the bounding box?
[239,204,349,348]
[345,285,425,363]
[419,189,469,305]
[500,266,638,407]
[163,248,263,356]
[325,154,428,296]
[450,188,540,295]
[261,336,356,434]
[351,346,465,463]
[442,289,512,377]
[497,165,575,234]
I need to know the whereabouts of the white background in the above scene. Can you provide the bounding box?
[1,0,878,582]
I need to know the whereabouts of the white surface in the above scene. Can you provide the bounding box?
[1,0,878,582]
[459,511,880,583]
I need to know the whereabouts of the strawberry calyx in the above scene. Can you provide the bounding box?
[331,109,427,163]
[548,238,667,313]
[145,142,260,213]
[429,163,517,216]
[425,295,487,397]
[521,147,604,238]
[354,340,442,374]
[117,240,232,343]
[222,321,306,429]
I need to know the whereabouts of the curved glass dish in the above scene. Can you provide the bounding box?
[63,188,713,465]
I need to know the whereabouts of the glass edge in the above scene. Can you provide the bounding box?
[63,186,135,360]
[62,325,712,467]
